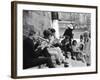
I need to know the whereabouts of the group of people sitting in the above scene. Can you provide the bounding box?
[23,26,91,69]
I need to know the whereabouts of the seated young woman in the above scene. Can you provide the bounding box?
[72,40,86,63]
[72,40,79,60]
[77,44,86,63]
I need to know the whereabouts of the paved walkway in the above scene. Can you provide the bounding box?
[27,57,87,70]
[55,57,86,68]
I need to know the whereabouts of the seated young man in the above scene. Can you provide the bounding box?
[23,30,55,69]
[48,28,61,47]
[42,29,66,65]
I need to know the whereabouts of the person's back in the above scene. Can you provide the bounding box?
[23,37,35,69]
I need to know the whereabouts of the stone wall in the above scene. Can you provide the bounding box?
[23,11,91,37]
[23,10,52,37]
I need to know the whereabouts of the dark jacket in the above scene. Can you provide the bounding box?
[23,37,52,69]
[23,37,41,67]
[63,28,73,39]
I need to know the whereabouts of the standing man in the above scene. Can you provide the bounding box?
[63,24,74,45]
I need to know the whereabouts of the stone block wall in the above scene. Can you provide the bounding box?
[23,10,52,37]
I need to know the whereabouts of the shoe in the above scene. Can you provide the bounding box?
[56,59,61,65]
[64,62,69,67]
[71,56,75,60]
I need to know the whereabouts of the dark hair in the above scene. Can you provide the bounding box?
[72,40,77,45]
[43,30,52,38]
[80,35,83,40]
[28,30,36,36]
[48,28,55,33]
[79,44,84,51]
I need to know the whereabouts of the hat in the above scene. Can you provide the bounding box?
[67,24,73,29]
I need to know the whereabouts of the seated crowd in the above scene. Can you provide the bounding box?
[23,27,91,69]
